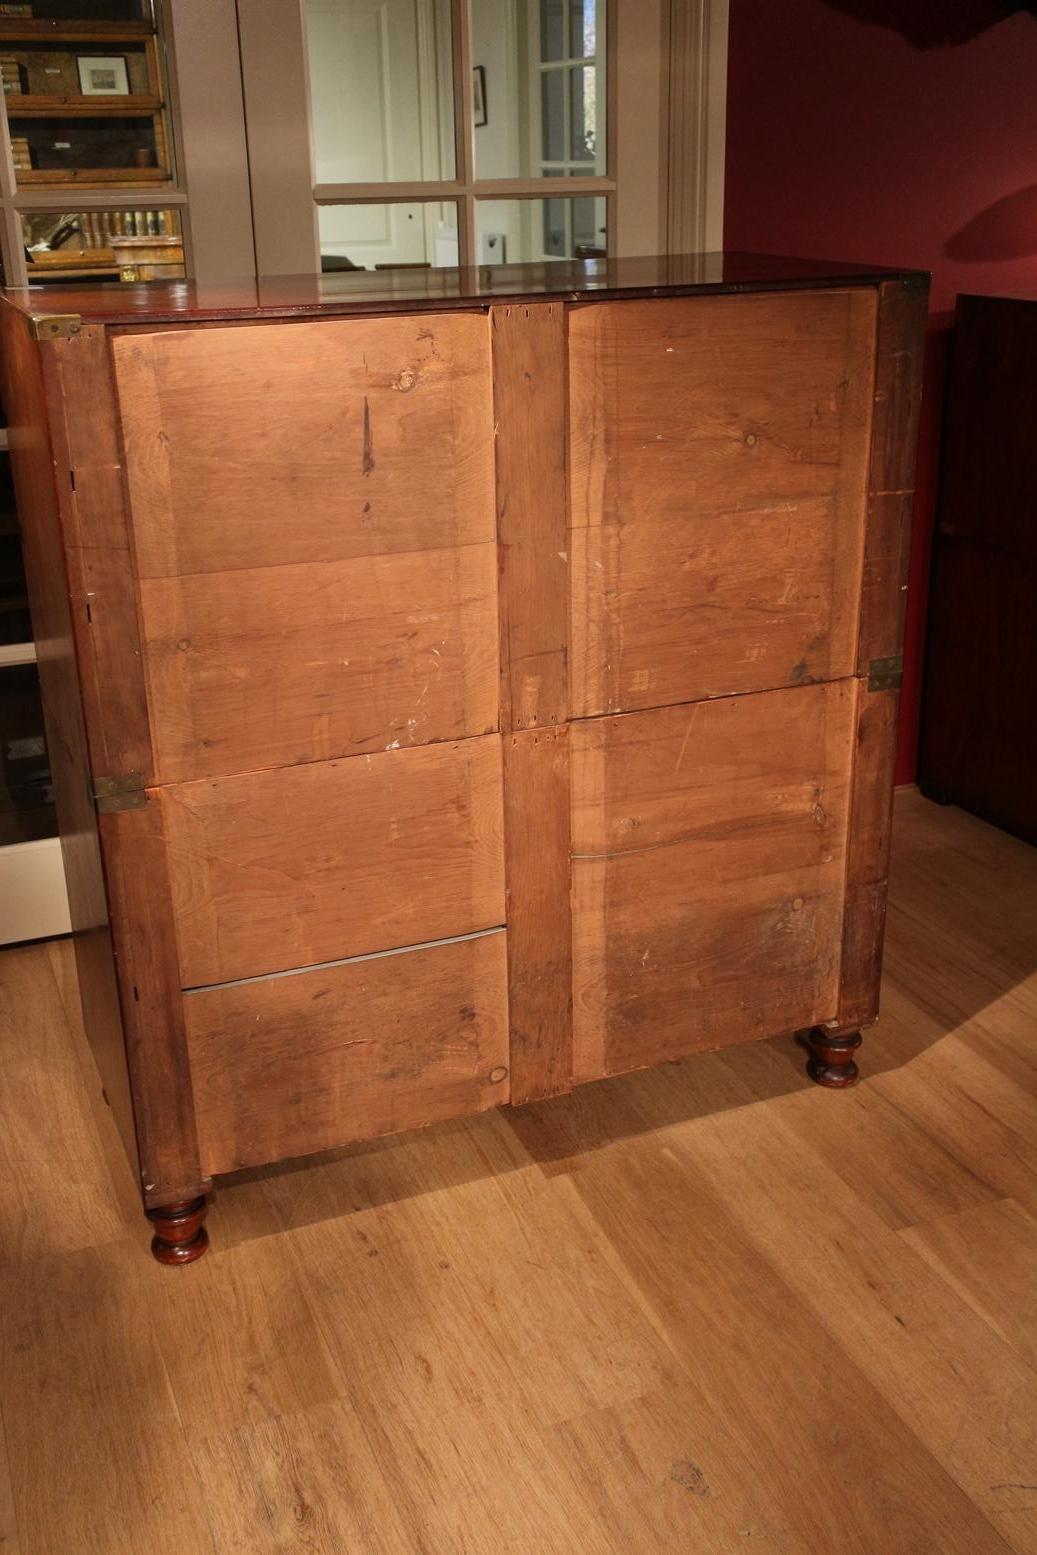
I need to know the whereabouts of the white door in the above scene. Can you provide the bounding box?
[306,0,451,267]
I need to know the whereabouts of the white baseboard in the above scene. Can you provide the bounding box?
[0,836,72,945]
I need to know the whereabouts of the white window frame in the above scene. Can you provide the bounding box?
[302,0,618,269]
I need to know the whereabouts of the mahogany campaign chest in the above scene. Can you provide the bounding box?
[0,255,927,1263]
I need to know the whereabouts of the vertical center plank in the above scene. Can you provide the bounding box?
[492,302,568,730]
[493,302,573,1101]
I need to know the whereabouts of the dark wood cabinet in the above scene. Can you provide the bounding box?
[0,254,927,1263]
[919,294,1037,844]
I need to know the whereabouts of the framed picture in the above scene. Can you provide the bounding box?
[77,55,130,96]
[473,65,487,128]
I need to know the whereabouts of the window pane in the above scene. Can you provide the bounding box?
[473,0,606,178]
[540,0,564,62]
[476,196,606,265]
[542,197,566,257]
[305,0,455,185]
[318,202,459,270]
[541,68,565,162]
[570,0,596,58]
[20,207,183,284]
[569,65,596,161]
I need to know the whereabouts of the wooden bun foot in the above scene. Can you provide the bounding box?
[146,1196,209,1265]
[798,1028,862,1088]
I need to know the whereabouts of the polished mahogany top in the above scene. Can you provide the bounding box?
[0,252,927,328]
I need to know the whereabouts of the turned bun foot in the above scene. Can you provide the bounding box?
[146,1196,209,1265]
[799,1027,862,1088]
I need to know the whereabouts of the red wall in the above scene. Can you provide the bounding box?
[724,1,1037,781]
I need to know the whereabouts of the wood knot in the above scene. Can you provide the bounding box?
[489,1066,508,1084]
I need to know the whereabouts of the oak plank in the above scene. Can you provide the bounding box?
[99,796,205,1205]
[0,1242,214,1555]
[186,931,510,1174]
[572,493,862,715]
[44,936,143,1227]
[0,1428,17,1555]
[503,726,573,1103]
[834,277,928,1032]
[145,1234,343,1442]
[857,275,928,671]
[492,301,568,729]
[162,735,506,988]
[280,1121,697,1550]
[0,304,140,1180]
[662,1082,1037,1550]
[570,681,855,1082]
[44,323,154,781]
[139,541,499,782]
[192,1402,414,1555]
[837,683,899,1028]
[901,1200,1037,1371]
[0,946,124,1265]
[111,311,495,577]
[530,1094,1013,1555]
[569,288,877,716]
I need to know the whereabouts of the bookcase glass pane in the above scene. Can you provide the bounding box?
[318,202,459,270]
[9,111,160,184]
[305,0,455,185]
[0,2,174,190]
[476,195,605,264]
[2,39,152,102]
[20,205,183,284]
[472,0,606,179]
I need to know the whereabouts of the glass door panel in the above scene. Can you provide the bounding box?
[471,0,605,193]
[318,201,459,270]
[475,193,605,263]
[305,0,456,185]
[21,204,183,283]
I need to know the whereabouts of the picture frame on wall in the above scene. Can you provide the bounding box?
[473,65,487,128]
[77,55,130,96]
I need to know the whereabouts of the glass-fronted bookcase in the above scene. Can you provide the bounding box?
[0,0,187,942]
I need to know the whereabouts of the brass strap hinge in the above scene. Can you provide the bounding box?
[29,312,82,342]
[92,772,147,813]
[868,654,903,692]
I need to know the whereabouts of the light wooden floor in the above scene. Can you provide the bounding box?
[2,789,1037,1554]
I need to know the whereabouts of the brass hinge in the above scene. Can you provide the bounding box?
[868,654,903,692]
[92,772,147,813]
[29,312,82,342]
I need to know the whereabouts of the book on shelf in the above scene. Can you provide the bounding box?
[0,56,26,95]
[0,4,34,16]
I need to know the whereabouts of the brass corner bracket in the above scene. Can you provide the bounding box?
[92,772,147,814]
[29,313,82,342]
[867,654,904,693]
